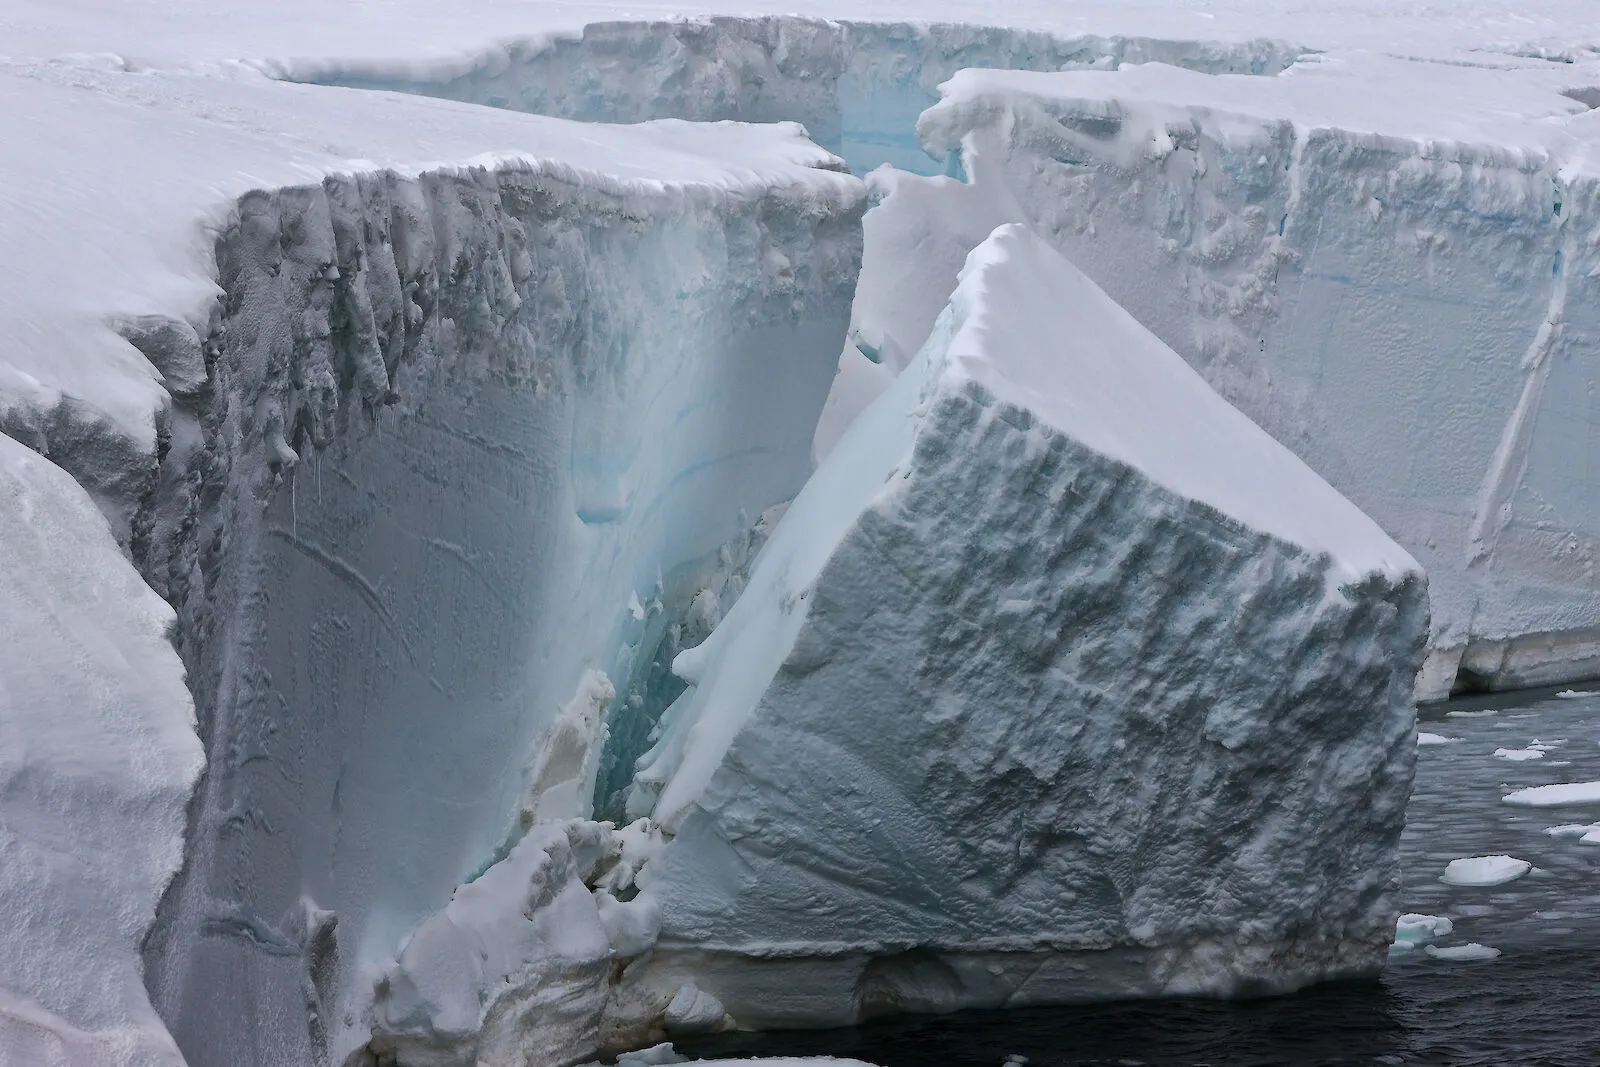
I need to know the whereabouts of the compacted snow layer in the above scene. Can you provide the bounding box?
[621,225,1427,1028]
[835,50,1600,699]
[0,436,203,1067]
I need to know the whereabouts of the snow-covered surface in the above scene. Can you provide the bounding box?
[619,224,1426,1027]
[0,436,203,1067]
[0,55,853,484]
[1439,856,1532,887]
[9,0,1600,71]
[1502,781,1600,807]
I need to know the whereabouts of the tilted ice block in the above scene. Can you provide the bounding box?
[0,435,203,1067]
[895,52,1600,699]
[627,224,1427,1027]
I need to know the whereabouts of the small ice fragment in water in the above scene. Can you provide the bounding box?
[1495,747,1545,761]
[1425,943,1502,961]
[1502,781,1600,807]
[1395,913,1453,944]
[1446,708,1499,718]
[1529,738,1565,750]
[1417,732,1460,745]
[1554,690,1597,699]
[1440,855,1531,886]
[1542,823,1600,838]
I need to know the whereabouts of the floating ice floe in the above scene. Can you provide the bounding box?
[1543,823,1600,842]
[1446,709,1499,719]
[1502,781,1600,807]
[1417,732,1460,746]
[1494,747,1545,761]
[1424,944,1502,962]
[1389,913,1454,954]
[1554,690,1598,699]
[1440,856,1531,887]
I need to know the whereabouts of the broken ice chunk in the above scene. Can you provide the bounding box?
[627,224,1427,1027]
[1440,856,1531,887]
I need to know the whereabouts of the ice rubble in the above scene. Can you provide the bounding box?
[618,225,1426,1028]
[831,48,1600,699]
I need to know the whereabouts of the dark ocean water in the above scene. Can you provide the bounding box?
[683,687,1600,1066]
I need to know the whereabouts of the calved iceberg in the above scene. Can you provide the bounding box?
[626,224,1427,1028]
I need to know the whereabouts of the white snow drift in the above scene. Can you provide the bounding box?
[622,224,1426,1028]
[0,438,203,1067]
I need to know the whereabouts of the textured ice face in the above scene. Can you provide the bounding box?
[628,225,1428,1028]
[877,52,1600,699]
[133,154,861,1067]
[301,18,1304,178]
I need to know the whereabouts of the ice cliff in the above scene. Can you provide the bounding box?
[136,133,860,1067]
[623,224,1427,1027]
[3,5,1597,1067]
[0,54,860,1067]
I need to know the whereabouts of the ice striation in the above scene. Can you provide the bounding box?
[824,49,1600,700]
[621,225,1427,1029]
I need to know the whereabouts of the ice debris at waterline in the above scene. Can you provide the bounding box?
[1439,856,1532,888]
[612,224,1428,1030]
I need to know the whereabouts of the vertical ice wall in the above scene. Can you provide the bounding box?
[135,158,861,1067]
[296,18,1304,176]
[876,54,1600,698]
